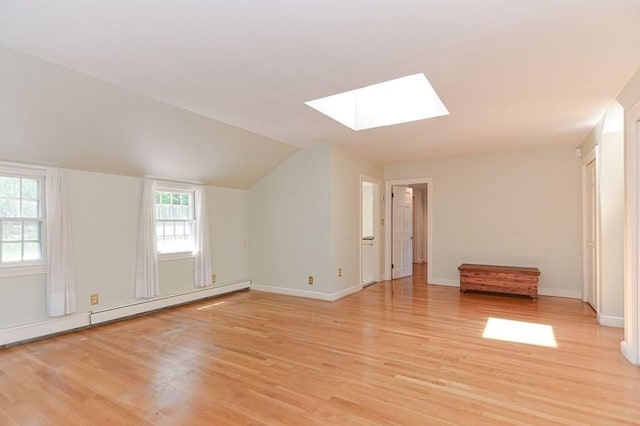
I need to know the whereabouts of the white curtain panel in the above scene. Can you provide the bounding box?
[413,188,428,263]
[135,179,159,298]
[194,186,212,287]
[46,168,77,316]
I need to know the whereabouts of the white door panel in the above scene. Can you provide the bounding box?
[392,186,413,279]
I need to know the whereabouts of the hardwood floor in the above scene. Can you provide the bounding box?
[1,265,639,425]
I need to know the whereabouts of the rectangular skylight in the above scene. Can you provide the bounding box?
[305,73,449,131]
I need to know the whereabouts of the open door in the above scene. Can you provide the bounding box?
[392,186,413,279]
[585,159,597,310]
[361,179,380,286]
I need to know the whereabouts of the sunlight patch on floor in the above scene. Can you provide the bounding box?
[482,317,557,348]
[196,301,225,310]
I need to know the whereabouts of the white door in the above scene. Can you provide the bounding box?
[361,180,379,285]
[585,159,597,309]
[392,186,413,279]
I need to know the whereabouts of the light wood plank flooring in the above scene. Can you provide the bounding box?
[1,266,639,425]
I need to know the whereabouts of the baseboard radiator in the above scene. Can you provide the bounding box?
[0,280,250,347]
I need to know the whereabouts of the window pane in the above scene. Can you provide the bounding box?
[23,242,41,261]
[2,221,22,241]
[161,192,171,204]
[175,221,185,236]
[0,199,20,218]
[155,192,161,204]
[155,223,164,238]
[171,193,181,205]
[171,205,182,219]
[162,205,172,220]
[0,177,20,198]
[22,200,39,218]
[157,237,165,253]
[2,242,22,262]
[185,221,193,236]
[24,222,40,241]
[181,193,189,205]
[22,179,38,200]
[155,205,163,220]
[164,236,176,252]
[165,222,175,236]
[185,235,195,251]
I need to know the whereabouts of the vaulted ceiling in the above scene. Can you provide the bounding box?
[1,1,639,187]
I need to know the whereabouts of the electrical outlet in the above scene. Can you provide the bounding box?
[90,293,99,305]
[338,268,342,277]
[211,274,216,284]
[308,276,314,285]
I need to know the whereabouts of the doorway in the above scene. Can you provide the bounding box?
[384,178,433,283]
[392,186,413,279]
[360,176,380,287]
[582,149,599,313]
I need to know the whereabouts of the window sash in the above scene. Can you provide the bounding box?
[154,189,195,254]
[0,173,45,265]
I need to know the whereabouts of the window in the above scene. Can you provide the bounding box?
[0,174,44,265]
[155,188,195,254]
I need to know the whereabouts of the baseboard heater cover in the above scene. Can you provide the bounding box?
[0,280,249,347]
[0,313,90,347]
[90,280,250,325]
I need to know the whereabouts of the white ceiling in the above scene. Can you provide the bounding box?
[1,0,640,168]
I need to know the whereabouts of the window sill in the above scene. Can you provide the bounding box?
[0,264,46,278]
[158,252,195,262]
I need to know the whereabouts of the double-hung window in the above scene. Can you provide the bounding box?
[155,187,195,255]
[0,171,45,268]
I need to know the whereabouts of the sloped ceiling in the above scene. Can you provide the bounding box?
[1,0,640,183]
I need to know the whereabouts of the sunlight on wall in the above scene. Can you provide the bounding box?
[482,317,557,348]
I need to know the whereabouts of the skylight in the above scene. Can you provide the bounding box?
[305,73,449,131]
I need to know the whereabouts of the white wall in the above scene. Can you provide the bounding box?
[617,67,640,110]
[249,145,382,298]
[599,131,625,320]
[330,147,383,293]
[249,145,333,294]
[385,143,583,296]
[0,168,250,329]
[0,45,296,189]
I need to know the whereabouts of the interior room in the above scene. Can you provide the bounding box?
[1,1,640,423]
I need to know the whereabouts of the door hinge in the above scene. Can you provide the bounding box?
[392,192,394,198]
[392,263,394,269]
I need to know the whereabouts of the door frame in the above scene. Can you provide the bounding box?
[359,175,381,286]
[581,147,600,313]
[622,100,640,365]
[384,177,433,283]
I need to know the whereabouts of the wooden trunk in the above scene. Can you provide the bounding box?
[458,264,540,300]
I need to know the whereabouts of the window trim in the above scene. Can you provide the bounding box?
[158,251,195,262]
[0,165,46,270]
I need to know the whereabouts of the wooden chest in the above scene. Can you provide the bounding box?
[458,264,540,300]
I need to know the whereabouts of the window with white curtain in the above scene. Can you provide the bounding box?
[0,170,45,267]
[154,187,195,254]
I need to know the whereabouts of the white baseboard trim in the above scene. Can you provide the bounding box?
[537,288,582,299]
[427,280,582,299]
[597,313,624,328]
[429,278,459,287]
[250,283,362,301]
[91,280,250,324]
[0,280,250,347]
[0,313,90,347]
[331,284,363,300]
[621,341,638,365]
